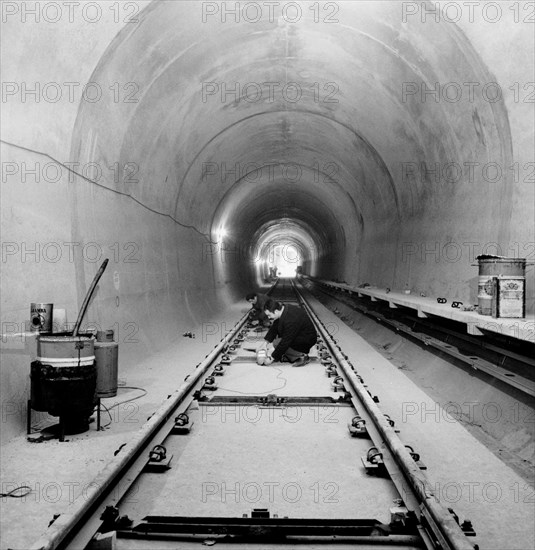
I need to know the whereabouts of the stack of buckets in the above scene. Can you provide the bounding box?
[477,256,526,318]
[30,305,119,434]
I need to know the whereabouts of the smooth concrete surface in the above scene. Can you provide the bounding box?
[145,406,398,521]
[135,345,399,521]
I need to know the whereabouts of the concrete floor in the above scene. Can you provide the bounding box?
[119,351,399,524]
[1,294,534,550]
[139,406,397,521]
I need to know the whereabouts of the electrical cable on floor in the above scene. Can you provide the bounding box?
[99,402,114,429]
[215,366,288,395]
[0,486,32,498]
[97,387,147,429]
[104,386,148,410]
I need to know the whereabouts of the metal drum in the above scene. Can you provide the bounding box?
[31,332,96,434]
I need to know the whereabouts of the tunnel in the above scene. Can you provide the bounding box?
[1,1,534,548]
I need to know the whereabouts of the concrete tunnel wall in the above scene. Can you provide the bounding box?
[1,1,534,443]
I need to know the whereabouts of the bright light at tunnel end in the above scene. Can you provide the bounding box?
[251,221,315,280]
[216,228,227,241]
[273,244,302,277]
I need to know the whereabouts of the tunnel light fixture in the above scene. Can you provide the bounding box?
[216,228,227,241]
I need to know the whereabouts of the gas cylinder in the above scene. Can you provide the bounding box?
[94,330,119,397]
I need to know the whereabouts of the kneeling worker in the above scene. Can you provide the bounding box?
[245,291,270,327]
[259,299,317,367]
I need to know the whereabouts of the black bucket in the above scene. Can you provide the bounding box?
[32,332,97,434]
[30,361,48,412]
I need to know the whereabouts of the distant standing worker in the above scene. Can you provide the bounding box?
[245,292,270,327]
[259,299,317,367]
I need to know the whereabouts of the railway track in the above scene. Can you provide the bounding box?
[305,278,535,398]
[31,279,478,550]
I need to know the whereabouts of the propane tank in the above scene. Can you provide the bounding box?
[94,330,119,397]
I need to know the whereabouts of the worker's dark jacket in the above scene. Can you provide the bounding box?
[250,293,270,321]
[264,305,317,361]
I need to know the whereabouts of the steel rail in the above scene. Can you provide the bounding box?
[293,281,475,550]
[29,314,250,550]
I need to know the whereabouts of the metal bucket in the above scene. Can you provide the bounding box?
[95,330,119,398]
[31,333,96,434]
[30,303,53,332]
[477,257,526,315]
[36,332,95,366]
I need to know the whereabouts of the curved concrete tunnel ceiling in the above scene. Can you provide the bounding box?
[70,1,514,284]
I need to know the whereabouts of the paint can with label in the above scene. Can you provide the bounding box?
[30,303,53,332]
[476,256,526,315]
